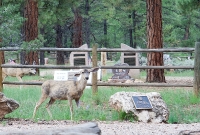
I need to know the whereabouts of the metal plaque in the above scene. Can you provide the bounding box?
[74,58,86,66]
[132,95,153,109]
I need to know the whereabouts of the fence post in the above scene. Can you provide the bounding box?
[193,42,200,97]
[92,44,98,94]
[101,48,107,76]
[0,51,3,92]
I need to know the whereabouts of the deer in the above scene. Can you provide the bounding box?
[2,60,36,83]
[32,67,99,120]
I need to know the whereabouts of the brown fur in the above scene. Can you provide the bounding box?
[32,67,99,120]
[2,66,36,82]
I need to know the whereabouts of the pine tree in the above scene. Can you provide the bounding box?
[23,0,39,65]
[146,0,166,82]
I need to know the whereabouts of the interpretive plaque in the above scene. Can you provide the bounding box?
[54,71,79,81]
[132,95,153,109]
[120,43,140,78]
[70,44,89,66]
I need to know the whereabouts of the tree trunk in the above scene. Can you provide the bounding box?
[132,10,137,48]
[129,14,133,48]
[55,24,64,65]
[23,0,39,65]
[39,28,45,65]
[104,19,108,48]
[73,8,83,48]
[183,25,190,40]
[146,0,166,83]
[84,0,90,48]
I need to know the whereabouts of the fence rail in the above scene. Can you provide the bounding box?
[1,65,194,69]
[2,82,193,87]
[0,43,199,96]
[0,47,195,52]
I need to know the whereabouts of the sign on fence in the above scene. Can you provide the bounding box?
[54,71,79,81]
[54,71,68,81]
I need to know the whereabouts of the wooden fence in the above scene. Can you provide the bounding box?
[0,42,199,96]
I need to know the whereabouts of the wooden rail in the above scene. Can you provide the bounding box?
[2,82,193,87]
[0,65,194,69]
[0,44,199,96]
[0,47,195,52]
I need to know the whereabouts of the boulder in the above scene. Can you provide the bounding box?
[0,92,19,118]
[0,122,101,135]
[109,91,169,123]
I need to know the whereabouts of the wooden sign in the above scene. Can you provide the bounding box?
[132,95,153,109]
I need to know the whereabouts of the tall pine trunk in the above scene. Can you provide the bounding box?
[0,1,5,65]
[132,10,137,48]
[104,19,108,48]
[129,14,133,48]
[146,0,166,82]
[84,0,90,47]
[73,8,83,48]
[23,0,39,65]
[55,24,64,65]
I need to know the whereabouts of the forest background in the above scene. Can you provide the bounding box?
[1,0,199,51]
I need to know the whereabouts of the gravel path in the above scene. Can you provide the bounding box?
[0,119,200,135]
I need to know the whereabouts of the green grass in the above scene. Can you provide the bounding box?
[2,70,198,124]
[3,85,200,124]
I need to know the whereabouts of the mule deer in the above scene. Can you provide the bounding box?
[2,61,36,82]
[32,67,99,120]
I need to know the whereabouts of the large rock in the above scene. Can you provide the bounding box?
[109,91,169,123]
[0,122,101,135]
[0,92,19,118]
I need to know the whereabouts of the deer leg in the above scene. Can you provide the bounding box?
[16,76,23,89]
[2,74,7,81]
[46,98,55,119]
[32,94,48,119]
[68,98,73,121]
[75,99,80,107]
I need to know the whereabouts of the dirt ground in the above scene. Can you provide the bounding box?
[0,119,200,135]
[0,76,198,135]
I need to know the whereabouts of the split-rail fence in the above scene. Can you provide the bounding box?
[0,42,199,96]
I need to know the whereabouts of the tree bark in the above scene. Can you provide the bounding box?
[55,24,64,65]
[129,14,133,48]
[73,8,83,48]
[104,19,108,48]
[84,0,90,48]
[132,10,137,48]
[146,0,166,82]
[23,0,39,65]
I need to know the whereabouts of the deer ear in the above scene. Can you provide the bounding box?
[90,67,99,72]
[74,73,81,77]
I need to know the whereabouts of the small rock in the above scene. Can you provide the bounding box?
[179,130,200,135]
